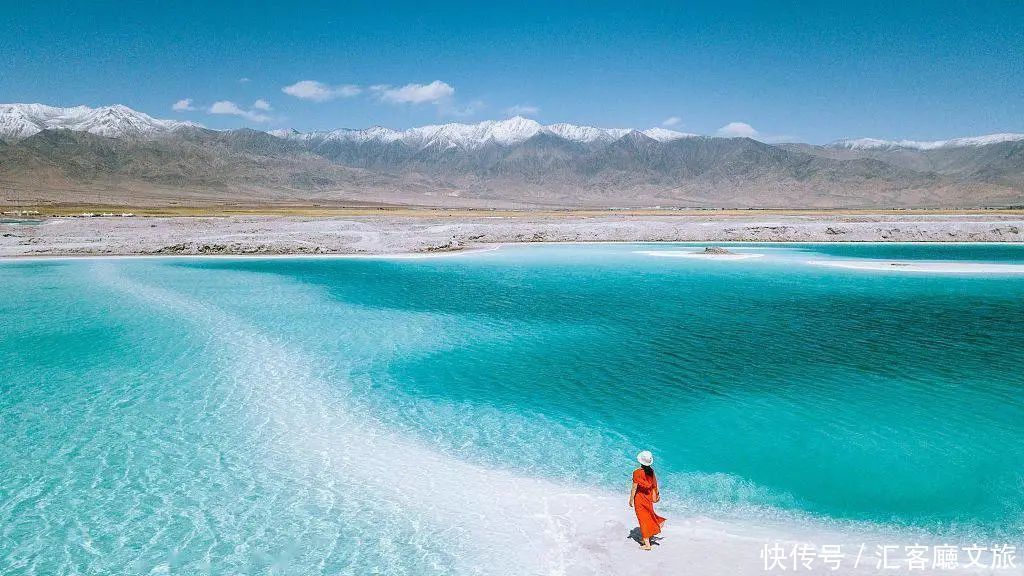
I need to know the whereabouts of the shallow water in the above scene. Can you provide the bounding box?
[2,243,1022,573]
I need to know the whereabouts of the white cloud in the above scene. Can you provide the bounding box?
[711,121,795,142]
[337,85,362,97]
[716,121,759,138]
[661,116,682,127]
[209,101,245,115]
[504,104,540,117]
[252,99,272,111]
[282,80,361,102]
[239,77,251,83]
[172,98,196,112]
[208,100,270,123]
[372,80,454,104]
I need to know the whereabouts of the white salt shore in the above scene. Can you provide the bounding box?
[0,245,501,264]
[809,259,1024,274]
[1,214,1022,257]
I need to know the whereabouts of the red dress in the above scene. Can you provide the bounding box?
[633,468,666,539]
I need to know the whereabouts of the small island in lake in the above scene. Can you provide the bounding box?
[700,246,735,255]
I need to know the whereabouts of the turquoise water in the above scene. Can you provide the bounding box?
[2,243,1023,573]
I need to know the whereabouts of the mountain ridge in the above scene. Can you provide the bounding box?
[829,134,1024,151]
[0,103,195,141]
[265,116,699,149]
[7,103,1022,150]
[1,103,1022,209]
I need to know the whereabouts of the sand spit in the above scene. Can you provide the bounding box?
[1,213,1022,258]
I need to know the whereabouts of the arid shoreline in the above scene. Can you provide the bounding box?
[1,212,1022,258]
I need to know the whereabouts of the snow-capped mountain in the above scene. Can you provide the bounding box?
[271,116,697,149]
[830,133,1024,151]
[640,127,697,142]
[1,102,1022,210]
[0,103,192,140]
[4,102,1020,155]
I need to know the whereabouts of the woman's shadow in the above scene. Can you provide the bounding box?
[626,527,663,546]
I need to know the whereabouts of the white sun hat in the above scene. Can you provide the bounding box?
[637,450,654,466]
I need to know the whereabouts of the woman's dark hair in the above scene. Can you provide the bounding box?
[641,464,655,477]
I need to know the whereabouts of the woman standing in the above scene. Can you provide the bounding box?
[629,450,666,550]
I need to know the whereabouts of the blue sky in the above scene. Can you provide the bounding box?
[1,1,1021,143]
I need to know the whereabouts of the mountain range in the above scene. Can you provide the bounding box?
[1,103,1022,209]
